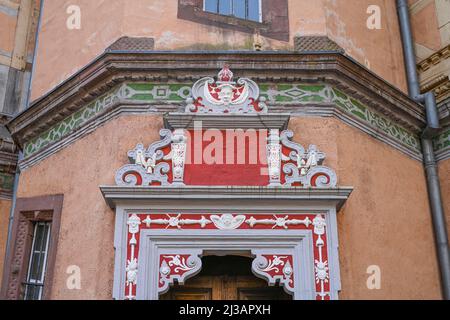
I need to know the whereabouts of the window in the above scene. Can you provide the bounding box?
[204,0,262,22]
[23,222,52,300]
[1,194,63,300]
[178,0,290,42]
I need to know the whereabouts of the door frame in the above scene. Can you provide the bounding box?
[104,187,351,300]
[138,229,314,300]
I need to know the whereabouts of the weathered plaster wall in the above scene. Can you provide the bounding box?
[289,117,440,299]
[30,0,408,101]
[410,0,450,60]
[438,159,450,236]
[0,0,41,114]
[410,0,450,102]
[15,114,441,299]
[16,114,163,299]
[0,8,18,54]
[0,199,11,286]
[323,0,408,92]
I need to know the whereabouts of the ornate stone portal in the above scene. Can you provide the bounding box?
[103,67,351,300]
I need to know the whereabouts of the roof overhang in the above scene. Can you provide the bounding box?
[7,51,426,148]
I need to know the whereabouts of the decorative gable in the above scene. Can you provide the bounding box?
[185,66,267,114]
[114,67,338,189]
[104,68,351,301]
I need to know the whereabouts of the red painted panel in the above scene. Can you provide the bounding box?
[184,129,269,186]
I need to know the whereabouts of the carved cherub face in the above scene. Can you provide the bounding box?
[218,85,234,105]
[221,214,233,227]
[127,215,141,233]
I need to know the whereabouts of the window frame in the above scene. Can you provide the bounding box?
[177,0,290,42]
[203,0,263,23]
[23,221,52,300]
[0,194,64,300]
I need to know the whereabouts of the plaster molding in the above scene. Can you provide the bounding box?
[7,52,425,148]
[164,113,290,130]
[14,80,426,170]
[0,114,17,197]
[100,185,353,211]
[418,44,450,72]
[409,0,434,15]
[434,126,450,161]
[113,209,341,300]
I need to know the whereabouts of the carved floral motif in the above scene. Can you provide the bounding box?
[124,213,332,300]
[252,254,294,294]
[158,254,202,295]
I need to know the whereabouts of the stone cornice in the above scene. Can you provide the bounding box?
[7,52,425,149]
[99,185,354,211]
[0,113,17,174]
[164,113,291,130]
[434,126,450,162]
[438,96,450,126]
[418,44,450,73]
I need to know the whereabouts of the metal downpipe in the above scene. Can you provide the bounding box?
[397,0,450,300]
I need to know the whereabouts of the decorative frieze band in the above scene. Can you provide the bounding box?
[0,172,14,198]
[114,127,337,188]
[434,128,450,161]
[125,213,332,300]
[20,82,424,167]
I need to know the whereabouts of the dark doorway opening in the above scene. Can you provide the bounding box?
[160,255,293,300]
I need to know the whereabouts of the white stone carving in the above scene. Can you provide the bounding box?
[126,258,138,286]
[246,215,312,229]
[125,214,141,300]
[185,66,268,114]
[261,255,289,272]
[210,214,246,230]
[313,214,329,300]
[315,260,329,283]
[115,129,187,186]
[127,214,141,245]
[313,215,326,236]
[165,129,187,186]
[298,145,324,176]
[280,130,337,188]
[158,253,203,295]
[143,214,211,229]
[252,253,294,295]
[267,129,282,186]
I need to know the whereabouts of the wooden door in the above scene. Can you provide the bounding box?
[160,256,292,300]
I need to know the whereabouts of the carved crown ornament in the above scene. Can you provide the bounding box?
[185,65,268,114]
[113,67,338,189]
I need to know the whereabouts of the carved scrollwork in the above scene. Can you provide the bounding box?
[251,253,295,296]
[115,129,187,186]
[185,66,268,114]
[279,130,337,188]
[158,253,203,295]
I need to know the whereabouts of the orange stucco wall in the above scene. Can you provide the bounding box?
[0,199,11,286]
[30,0,408,101]
[0,11,17,54]
[323,0,408,93]
[438,159,450,236]
[410,0,442,52]
[15,114,441,299]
